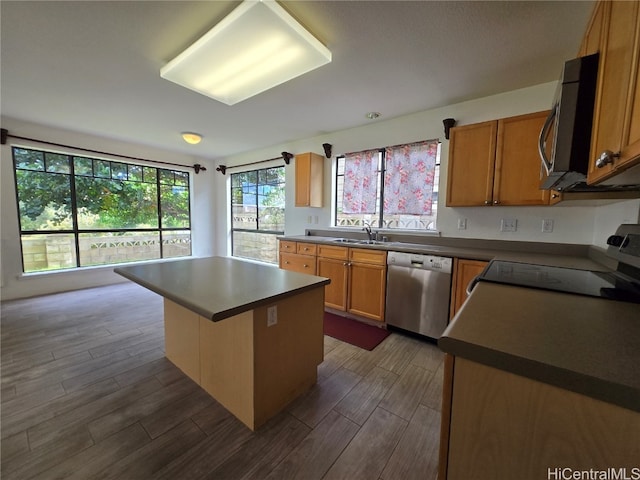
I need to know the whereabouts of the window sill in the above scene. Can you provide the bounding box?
[18,256,192,280]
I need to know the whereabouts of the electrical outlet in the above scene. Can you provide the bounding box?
[457,218,467,230]
[542,219,554,233]
[267,306,277,326]
[307,215,312,224]
[500,218,517,232]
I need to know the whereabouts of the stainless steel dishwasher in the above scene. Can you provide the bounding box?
[385,251,452,339]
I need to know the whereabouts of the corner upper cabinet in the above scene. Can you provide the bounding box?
[295,152,324,207]
[586,1,640,184]
[446,111,550,207]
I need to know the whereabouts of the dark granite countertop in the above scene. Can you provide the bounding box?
[280,234,609,270]
[439,282,640,412]
[114,256,330,321]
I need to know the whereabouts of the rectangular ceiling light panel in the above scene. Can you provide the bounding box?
[160,0,331,105]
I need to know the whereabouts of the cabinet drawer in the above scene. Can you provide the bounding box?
[279,252,317,275]
[279,240,297,252]
[349,248,387,265]
[296,242,317,255]
[317,245,348,260]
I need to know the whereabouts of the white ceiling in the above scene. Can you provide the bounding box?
[1,1,594,162]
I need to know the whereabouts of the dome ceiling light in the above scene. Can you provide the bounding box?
[182,132,203,145]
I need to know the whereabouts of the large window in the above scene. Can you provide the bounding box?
[231,166,285,264]
[335,140,440,231]
[13,146,191,273]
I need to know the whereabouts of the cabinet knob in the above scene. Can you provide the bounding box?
[484,200,491,205]
[595,150,620,168]
[303,264,309,268]
[285,261,290,264]
[343,262,348,266]
[551,193,560,199]
[493,200,500,205]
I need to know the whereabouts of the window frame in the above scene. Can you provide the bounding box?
[334,141,440,231]
[230,165,285,264]
[12,146,192,273]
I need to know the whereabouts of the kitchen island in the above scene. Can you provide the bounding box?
[115,256,330,431]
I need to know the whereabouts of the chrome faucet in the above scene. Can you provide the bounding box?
[363,222,374,241]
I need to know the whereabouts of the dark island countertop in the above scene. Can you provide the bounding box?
[114,256,330,321]
[439,281,640,413]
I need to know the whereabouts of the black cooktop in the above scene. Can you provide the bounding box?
[477,260,640,304]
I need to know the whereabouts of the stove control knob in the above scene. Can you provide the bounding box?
[607,235,625,247]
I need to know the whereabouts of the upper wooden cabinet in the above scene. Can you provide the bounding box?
[295,152,324,207]
[586,1,640,184]
[446,111,551,207]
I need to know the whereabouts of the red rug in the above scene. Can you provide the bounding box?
[323,312,390,351]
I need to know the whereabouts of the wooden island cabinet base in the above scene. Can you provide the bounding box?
[163,287,325,431]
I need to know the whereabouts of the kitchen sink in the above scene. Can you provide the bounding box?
[331,238,386,245]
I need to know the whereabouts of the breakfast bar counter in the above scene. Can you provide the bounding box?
[115,257,330,430]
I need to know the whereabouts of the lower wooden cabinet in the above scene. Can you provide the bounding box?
[279,252,316,275]
[440,357,640,480]
[347,248,387,322]
[279,241,317,275]
[348,261,386,321]
[316,245,387,322]
[316,256,348,310]
[449,259,488,319]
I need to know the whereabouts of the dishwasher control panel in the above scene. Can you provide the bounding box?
[387,251,452,273]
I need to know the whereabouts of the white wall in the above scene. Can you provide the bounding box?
[214,81,635,254]
[592,199,640,248]
[0,117,216,300]
[4,82,638,299]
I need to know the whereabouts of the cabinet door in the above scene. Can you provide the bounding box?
[295,152,323,207]
[348,262,386,322]
[579,1,605,57]
[450,259,488,319]
[296,242,317,256]
[279,252,316,275]
[619,4,640,172]
[317,256,348,311]
[494,111,550,206]
[588,1,639,183]
[279,240,296,253]
[446,121,498,206]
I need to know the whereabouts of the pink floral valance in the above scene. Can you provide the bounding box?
[342,150,379,214]
[383,141,438,215]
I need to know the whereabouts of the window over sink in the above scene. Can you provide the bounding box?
[334,140,440,231]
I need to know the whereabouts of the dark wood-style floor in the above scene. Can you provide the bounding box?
[1,282,443,479]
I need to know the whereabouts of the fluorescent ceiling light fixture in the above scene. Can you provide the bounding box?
[160,0,332,106]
